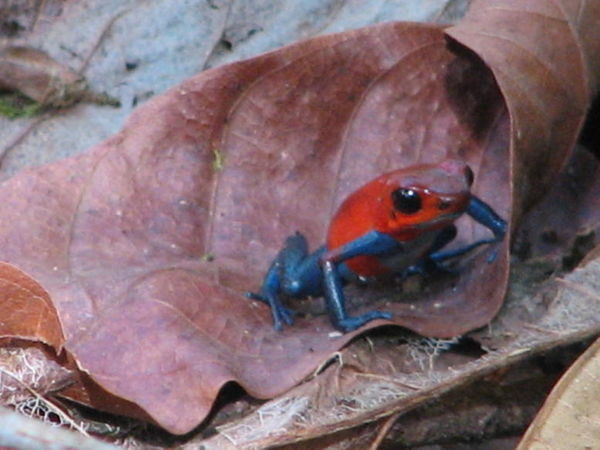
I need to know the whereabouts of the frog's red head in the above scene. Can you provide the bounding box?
[327,159,474,252]
[375,159,473,240]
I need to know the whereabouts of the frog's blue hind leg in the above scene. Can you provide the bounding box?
[246,256,294,331]
[246,232,324,331]
[280,233,325,298]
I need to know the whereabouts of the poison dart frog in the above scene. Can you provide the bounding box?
[247,160,507,333]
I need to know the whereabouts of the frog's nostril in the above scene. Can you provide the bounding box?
[439,159,466,175]
[438,198,453,210]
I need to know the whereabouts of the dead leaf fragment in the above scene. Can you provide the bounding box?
[513,146,600,263]
[518,335,600,449]
[0,0,65,39]
[0,46,86,107]
[0,346,73,405]
[0,263,64,350]
[0,404,118,450]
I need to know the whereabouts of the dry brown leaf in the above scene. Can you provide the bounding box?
[517,323,600,449]
[446,0,598,215]
[0,263,63,350]
[0,0,597,435]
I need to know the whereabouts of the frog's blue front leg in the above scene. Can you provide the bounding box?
[403,225,457,277]
[428,195,507,264]
[320,231,396,332]
[467,195,507,242]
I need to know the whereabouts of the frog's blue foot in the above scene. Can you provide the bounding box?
[246,291,295,330]
[334,310,392,333]
[403,257,458,278]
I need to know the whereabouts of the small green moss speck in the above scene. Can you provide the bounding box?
[212,148,225,171]
[0,93,43,119]
[201,252,215,262]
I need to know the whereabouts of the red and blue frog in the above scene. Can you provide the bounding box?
[247,159,507,333]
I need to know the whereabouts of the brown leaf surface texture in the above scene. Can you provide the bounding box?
[0,0,597,434]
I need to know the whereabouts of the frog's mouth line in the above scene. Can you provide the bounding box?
[413,211,464,229]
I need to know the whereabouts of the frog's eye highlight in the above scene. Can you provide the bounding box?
[392,188,422,214]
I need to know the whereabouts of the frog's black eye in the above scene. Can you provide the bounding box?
[465,166,474,187]
[392,188,422,214]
